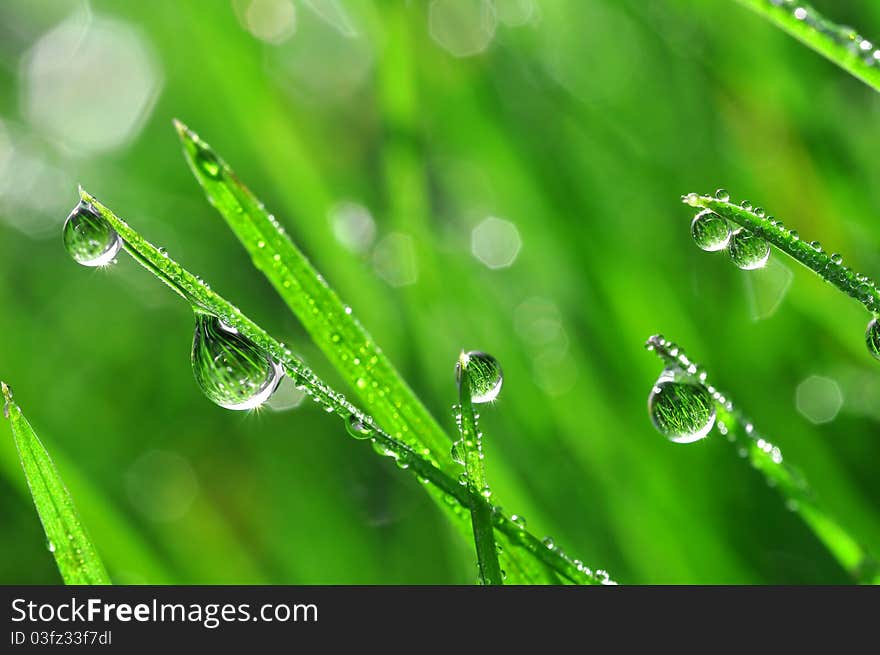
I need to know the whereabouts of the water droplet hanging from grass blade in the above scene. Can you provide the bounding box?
[191,312,282,410]
[728,229,770,270]
[648,368,716,443]
[345,414,373,439]
[62,201,122,267]
[456,351,503,404]
[866,317,880,361]
[690,210,731,252]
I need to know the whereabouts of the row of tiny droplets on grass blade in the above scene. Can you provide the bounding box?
[65,189,610,585]
[683,190,880,361]
[645,334,879,582]
[737,1,880,92]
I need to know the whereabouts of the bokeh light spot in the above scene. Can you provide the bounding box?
[373,232,418,287]
[795,375,843,425]
[429,0,497,58]
[471,216,521,269]
[22,12,162,155]
[329,200,376,254]
[234,0,297,44]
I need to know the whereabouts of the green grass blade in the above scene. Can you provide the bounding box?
[456,352,503,585]
[646,336,879,583]
[173,120,450,464]
[78,188,609,585]
[683,191,880,314]
[2,382,111,585]
[735,0,880,93]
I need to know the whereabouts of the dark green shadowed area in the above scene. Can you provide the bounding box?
[1,0,879,584]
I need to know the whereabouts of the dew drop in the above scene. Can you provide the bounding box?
[714,188,730,201]
[830,253,843,265]
[690,210,731,252]
[866,317,880,361]
[62,201,122,267]
[648,368,716,444]
[345,414,373,440]
[456,351,503,404]
[195,147,221,178]
[511,514,527,529]
[740,200,752,211]
[191,312,282,410]
[451,439,465,465]
[727,229,771,270]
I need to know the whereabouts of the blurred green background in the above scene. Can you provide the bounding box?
[1,0,879,584]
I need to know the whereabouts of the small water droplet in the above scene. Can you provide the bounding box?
[480,485,492,498]
[682,192,700,207]
[866,317,880,361]
[511,514,527,529]
[195,147,221,178]
[191,312,282,410]
[714,188,730,201]
[648,368,716,443]
[345,414,373,439]
[740,200,752,211]
[728,229,771,270]
[830,253,843,265]
[451,439,465,465]
[456,351,503,404]
[690,210,731,252]
[47,541,56,553]
[62,201,122,267]
[754,207,765,218]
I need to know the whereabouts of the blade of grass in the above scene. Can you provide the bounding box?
[78,187,610,585]
[171,120,575,584]
[683,191,880,313]
[735,0,880,93]
[0,442,173,584]
[456,352,503,585]
[173,120,450,465]
[646,335,879,583]
[2,382,111,585]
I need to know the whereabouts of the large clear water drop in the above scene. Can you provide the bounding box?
[456,351,503,404]
[62,201,122,267]
[690,210,731,252]
[191,312,282,410]
[648,368,716,444]
[727,229,770,270]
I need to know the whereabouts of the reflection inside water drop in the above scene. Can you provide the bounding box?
[727,229,770,270]
[345,413,374,439]
[456,350,503,404]
[690,210,731,252]
[191,312,282,410]
[866,317,880,362]
[62,201,122,267]
[648,368,716,443]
